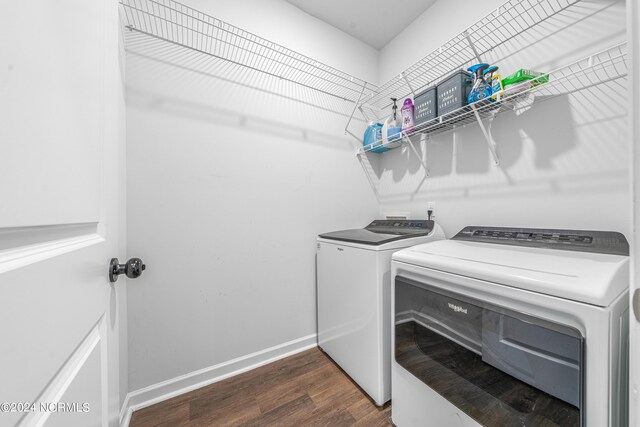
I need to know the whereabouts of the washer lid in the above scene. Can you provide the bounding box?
[393,227,629,307]
[319,220,434,246]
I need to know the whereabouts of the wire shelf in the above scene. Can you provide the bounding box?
[360,0,581,118]
[357,42,628,155]
[120,0,377,116]
[120,0,625,154]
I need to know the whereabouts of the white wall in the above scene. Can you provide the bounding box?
[374,0,629,239]
[125,0,379,391]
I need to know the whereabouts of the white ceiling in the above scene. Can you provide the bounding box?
[284,0,437,50]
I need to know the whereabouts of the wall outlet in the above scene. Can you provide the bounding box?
[427,202,435,220]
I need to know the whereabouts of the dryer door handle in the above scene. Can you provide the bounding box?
[633,288,640,322]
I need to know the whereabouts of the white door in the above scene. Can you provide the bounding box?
[0,1,126,426]
[631,0,640,424]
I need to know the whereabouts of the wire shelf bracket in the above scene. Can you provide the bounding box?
[356,152,380,202]
[404,133,430,177]
[345,83,368,138]
[470,104,499,166]
[464,31,483,64]
[401,72,416,98]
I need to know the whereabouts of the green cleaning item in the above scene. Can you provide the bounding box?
[501,69,549,88]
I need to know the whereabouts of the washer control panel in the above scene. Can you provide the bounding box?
[367,220,432,231]
[364,220,435,236]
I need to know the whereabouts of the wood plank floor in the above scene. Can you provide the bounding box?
[129,348,392,426]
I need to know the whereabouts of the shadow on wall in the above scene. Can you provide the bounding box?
[375,93,578,180]
[371,74,627,205]
[126,88,357,153]
[124,30,372,156]
[454,94,578,174]
[490,93,576,171]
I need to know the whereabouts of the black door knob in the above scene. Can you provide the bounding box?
[109,257,146,283]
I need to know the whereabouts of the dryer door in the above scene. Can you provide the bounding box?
[394,277,584,427]
[482,310,582,407]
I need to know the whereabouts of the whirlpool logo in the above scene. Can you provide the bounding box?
[447,302,468,314]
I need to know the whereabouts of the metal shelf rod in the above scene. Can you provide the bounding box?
[345,84,368,137]
[470,104,499,166]
[403,133,430,176]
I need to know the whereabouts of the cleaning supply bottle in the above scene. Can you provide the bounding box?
[482,65,499,102]
[467,63,492,104]
[363,121,385,151]
[363,122,377,147]
[490,73,503,101]
[401,98,415,134]
[483,66,498,86]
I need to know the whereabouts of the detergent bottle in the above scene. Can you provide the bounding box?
[401,98,415,134]
[467,63,492,104]
[363,121,385,152]
[363,122,377,146]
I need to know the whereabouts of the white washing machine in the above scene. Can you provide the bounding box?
[391,226,629,427]
[317,219,445,406]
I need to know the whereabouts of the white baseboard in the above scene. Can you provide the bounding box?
[119,333,317,427]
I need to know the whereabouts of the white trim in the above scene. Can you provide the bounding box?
[628,0,640,422]
[119,333,317,427]
[18,319,103,427]
[0,233,104,274]
[119,395,132,427]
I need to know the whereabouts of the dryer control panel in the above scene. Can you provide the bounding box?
[452,226,629,256]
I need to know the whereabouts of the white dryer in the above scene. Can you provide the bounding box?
[391,226,629,427]
[317,219,445,406]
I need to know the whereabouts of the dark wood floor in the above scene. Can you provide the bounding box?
[130,348,392,426]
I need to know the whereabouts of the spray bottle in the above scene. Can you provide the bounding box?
[467,63,492,104]
[482,65,499,102]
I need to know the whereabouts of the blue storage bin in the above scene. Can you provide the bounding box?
[414,86,437,129]
[437,70,472,116]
